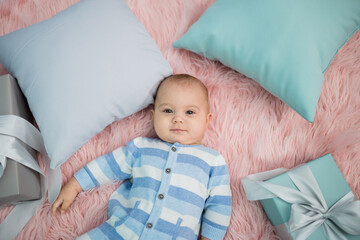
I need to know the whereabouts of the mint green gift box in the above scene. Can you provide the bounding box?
[242,154,360,240]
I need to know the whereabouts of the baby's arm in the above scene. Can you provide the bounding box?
[51,177,83,215]
[51,142,135,215]
[201,156,232,239]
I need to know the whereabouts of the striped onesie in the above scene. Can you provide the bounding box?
[75,137,232,240]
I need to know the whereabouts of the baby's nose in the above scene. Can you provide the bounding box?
[172,115,184,123]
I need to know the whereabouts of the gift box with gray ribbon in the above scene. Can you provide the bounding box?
[242,154,360,240]
[0,74,41,204]
[0,74,61,239]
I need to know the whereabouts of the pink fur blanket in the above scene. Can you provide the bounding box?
[1,0,359,239]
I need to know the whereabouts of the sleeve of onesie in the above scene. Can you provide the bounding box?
[201,155,232,240]
[74,139,138,191]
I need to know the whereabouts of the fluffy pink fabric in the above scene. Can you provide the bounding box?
[1,0,359,239]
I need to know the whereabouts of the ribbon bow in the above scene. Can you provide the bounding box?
[242,162,360,240]
[0,115,62,240]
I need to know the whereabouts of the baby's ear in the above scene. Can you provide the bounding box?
[206,113,212,125]
[150,106,155,118]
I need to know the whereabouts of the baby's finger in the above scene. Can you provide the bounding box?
[51,199,63,215]
[60,200,71,213]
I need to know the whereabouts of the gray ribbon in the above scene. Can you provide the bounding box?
[242,164,360,240]
[0,115,62,240]
[0,155,6,178]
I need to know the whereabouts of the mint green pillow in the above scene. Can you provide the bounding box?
[173,0,360,122]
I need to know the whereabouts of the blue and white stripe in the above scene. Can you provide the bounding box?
[75,137,232,240]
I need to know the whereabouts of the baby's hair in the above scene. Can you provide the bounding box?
[154,74,209,104]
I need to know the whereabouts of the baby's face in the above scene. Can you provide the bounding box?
[151,80,211,145]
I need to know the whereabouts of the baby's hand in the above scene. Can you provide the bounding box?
[51,177,83,215]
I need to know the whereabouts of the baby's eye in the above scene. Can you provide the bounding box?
[186,110,195,115]
[163,109,173,113]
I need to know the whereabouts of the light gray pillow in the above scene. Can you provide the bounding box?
[0,0,172,169]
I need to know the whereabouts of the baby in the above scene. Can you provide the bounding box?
[52,74,232,240]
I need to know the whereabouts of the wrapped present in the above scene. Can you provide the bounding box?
[0,74,61,239]
[241,154,360,240]
[0,74,41,204]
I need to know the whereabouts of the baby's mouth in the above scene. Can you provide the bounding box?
[170,129,186,132]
